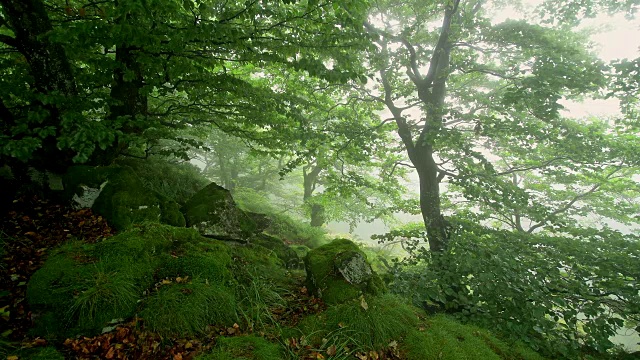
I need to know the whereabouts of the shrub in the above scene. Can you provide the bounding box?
[381,218,640,359]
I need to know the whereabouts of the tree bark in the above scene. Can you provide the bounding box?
[1,0,78,171]
[303,162,325,227]
[376,0,460,252]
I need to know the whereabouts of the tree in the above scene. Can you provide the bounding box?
[0,0,371,170]
[359,0,626,252]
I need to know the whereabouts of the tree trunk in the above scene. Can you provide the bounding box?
[415,150,447,252]
[1,0,78,171]
[303,162,324,227]
[310,204,326,227]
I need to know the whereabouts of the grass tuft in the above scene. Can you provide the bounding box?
[195,335,283,360]
[296,294,419,351]
[402,314,545,360]
[140,278,237,337]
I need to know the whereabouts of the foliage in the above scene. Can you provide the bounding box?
[382,218,640,359]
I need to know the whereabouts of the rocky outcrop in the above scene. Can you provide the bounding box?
[304,239,385,305]
[252,234,302,269]
[182,182,256,240]
[63,166,185,230]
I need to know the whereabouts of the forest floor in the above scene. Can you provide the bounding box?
[1,195,399,360]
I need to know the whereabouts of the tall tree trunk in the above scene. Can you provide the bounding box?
[377,0,459,252]
[303,162,324,227]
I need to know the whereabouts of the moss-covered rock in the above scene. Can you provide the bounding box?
[183,182,257,239]
[252,234,301,269]
[304,239,385,305]
[27,223,236,339]
[195,335,283,360]
[63,165,185,230]
[114,158,208,205]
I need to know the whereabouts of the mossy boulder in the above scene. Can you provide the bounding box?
[63,165,185,230]
[182,182,257,239]
[252,234,302,269]
[304,239,385,305]
[27,223,235,339]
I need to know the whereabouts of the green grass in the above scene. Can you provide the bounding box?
[296,294,420,351]
[402,314,545,360]
[236,275,287,332]
[195,335,283,360]
[140,278,237,337]
[68,265,140,331]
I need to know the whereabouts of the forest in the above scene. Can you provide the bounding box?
[0,0,639,358]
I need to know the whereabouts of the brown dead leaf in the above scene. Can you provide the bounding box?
[104,346,115,359]
[327,344,337,356]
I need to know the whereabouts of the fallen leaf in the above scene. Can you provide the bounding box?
[360,295,368,311]
[327,344,337,356]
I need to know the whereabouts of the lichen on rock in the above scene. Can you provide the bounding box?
[182,182,256,239]
[304,239,385,305]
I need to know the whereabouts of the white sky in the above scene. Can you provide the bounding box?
[494,1,640,119]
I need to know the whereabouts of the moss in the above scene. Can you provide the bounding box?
[115,158,208,205]
[64,165,186,230]
[195,335,283,360]
[252,234,301,269]
[27,224,211,338]
[140,278,237,337]
[11,346,65,360]
[304,239,385,305]
[156,241,232,282]
[297,294,419,350]
[159,197,186,227]
[290,245,311,259]
[402,315,545,360]
[183,183,257,238]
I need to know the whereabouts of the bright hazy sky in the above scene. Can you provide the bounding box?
[495,1,640,119]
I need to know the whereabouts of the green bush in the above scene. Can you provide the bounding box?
[195,335,283,360]
[382,219,640,359]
